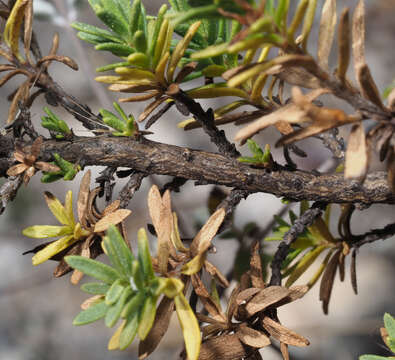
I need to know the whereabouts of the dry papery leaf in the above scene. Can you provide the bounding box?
[387,146,395,194]
[317,0,337,70]
[319,249,341,315]
[198,334,253,360]
[344,122,369,181]
[351,248,358,295]
[245,286,290,317]
[273,66,321,89]
[77,170,91,224]
[250,241,265,289]
[94,209,131,233]
[234,88,330,144]
[147,185,174,273]
[261,316,310,347]
[204,260,229,288]
[280,342,290,360]
[237,324,271,348]
[139,297,175,359]
[337,8,351,84]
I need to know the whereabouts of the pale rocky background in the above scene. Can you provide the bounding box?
[0,1,394,359]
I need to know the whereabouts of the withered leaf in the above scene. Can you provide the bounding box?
[138,97,167,122]
[337,8,351,83]
[280,342,290,360]
[138,296,175,359]
[250,241,265,289]
[274,66,321,89]
[236,288,261,306]
[198,334,251,360]
[356,64,385,109]
[23,0,33,62]
[319,249,341,315]
[344,122,368,181]
[317,0,337,70]
[375,125,393,161]
[237,324,271,348]
[351,248,358,295]
[7,163,27,176]
[93,209,131,233]
[81,295,103,310]
[102,200,121,217]
[387,147,395,194]
[338,252,345,282]
[190,207,225,257]
[71,239,91,285]
[245,286,290,316]
[274,285,309,308]
[204,260,230,288]
[77,170,91,224]
[352,0,366,78]
[261,316,310,347]
[7,80,29,124]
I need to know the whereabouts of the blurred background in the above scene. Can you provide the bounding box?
[0,0,394,359]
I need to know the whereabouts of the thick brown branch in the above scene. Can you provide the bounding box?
[1,136,395,205]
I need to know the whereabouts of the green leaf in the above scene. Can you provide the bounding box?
[119,311,139,350]
[73,301,108,326]
[359,356,391,360]
[106,225,135,276]
[65,256,120,284]
[129,0,142,35]
[71,22,123,43]
[81,282,111,295]
[384,313,395,339]
[137,228,155,281]
[76,32,110,45]
[96,61,129,72]
[137,295,157,340]
[96,8,129,38]
[121,291,145,319]
[105,286,132,328]
[105,279,125,305]
[247,139,263,157]
[95,42,135,57]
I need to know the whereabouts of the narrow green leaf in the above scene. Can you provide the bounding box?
[137,228,155,281]
[71,22,123,43]
[105,286,132,328]
[81,282,111,295]
[121,291,145,319]
[138,295,157,340]
[22,225,71,239]
[120,311,139,350]
[65,256,120,284]
[105,279,125,305]
[73,301,108,326]
[95,42,135,57]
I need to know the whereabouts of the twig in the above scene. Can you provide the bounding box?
[1,136,394,204]
[0,174,23,214]
[167,85,241,158]
[269,202,327,286]
[217,189,250,232]
[351,222,395,248]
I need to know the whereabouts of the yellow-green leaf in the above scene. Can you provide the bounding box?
[108,320,126,350]
[22,225,71,239]
[186,84,249,99]
[32,235,75,265]
[64,190,75,227]
[174,293,201,360]
[138,295,157,340]
[181,254,206,275]
[44,191,72,226]
[191,42,228,60]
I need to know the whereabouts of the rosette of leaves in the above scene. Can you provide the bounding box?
[266,201,359,314]
[0,0,78,124]
[99,102,137,136]
[65,225,200,360]
[360,313,395,360]
[41,107,72,139]
[238,139,273,168]
[6,136,60,185]
[195,241,309,360]
[40,153,81,183]
[23,171,131,283]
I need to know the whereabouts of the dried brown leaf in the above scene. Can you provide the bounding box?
[337,8,351,83]
[275,66,321,89]
[274,285,309,308]
[237,324,271,348]
[319,249,341,315]
[317,0,337,70]
[250,241,265,288]
[138,297,175,359]
[93,209,131,233]
[7,163,27,176]
[338,252,345,282]
[36,55,78,70]
[138,97,167,122]
[352,0,366,75]
[388,88,395,111]
[356,64,385,109]
[344,122,368,180]
[280,342,290,360]
[190,207,226,257]
[23,0,33,62]
[71,239,91,285]
[204,260,230,288]
[119,92,158,103]
[375,125,393,161]
[245,286,290,316]
[198,334,250,360]
[351,248,358,295]
[236,288,262,306]
[8,80,29,124]
[102,200,121,217]
[234,88,329,144]
[261,316,310,347]
[77,170,91,224]
[387,146,395,194]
